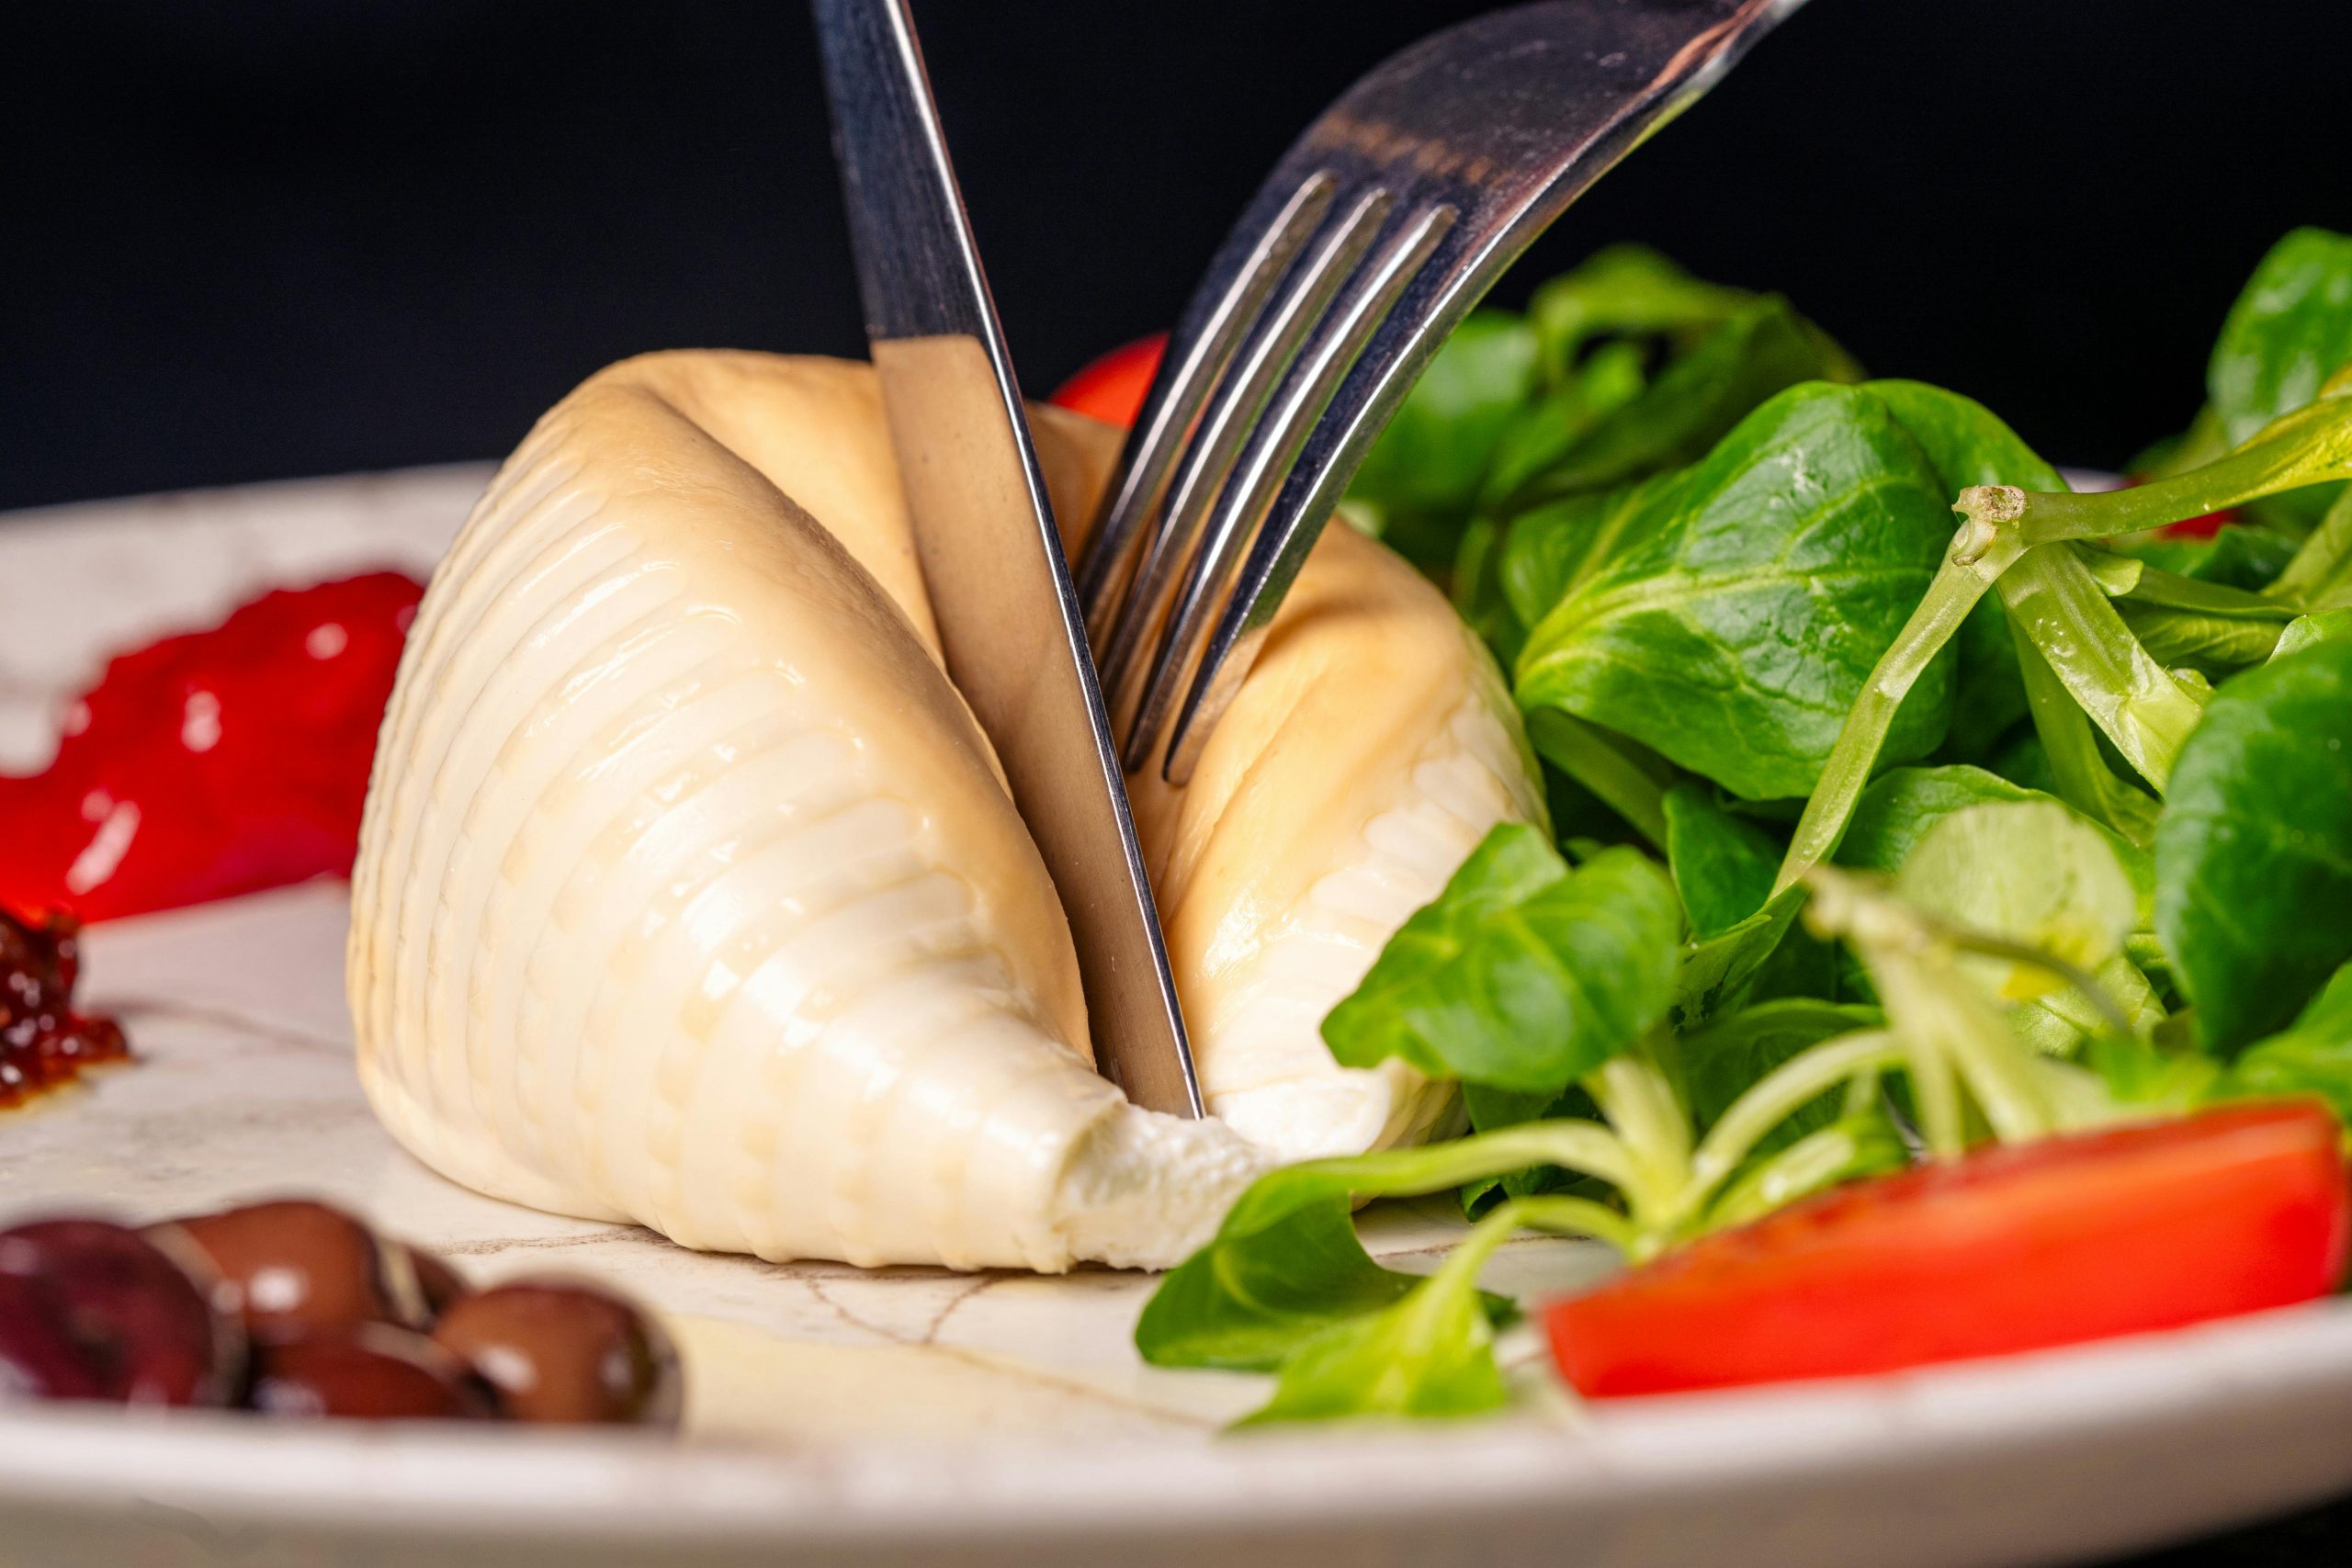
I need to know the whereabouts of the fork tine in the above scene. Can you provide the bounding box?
[1098,186,1396,747]
[1075,175,1336,643]
[1159,211,1476,786]
[1126,201,1458,781]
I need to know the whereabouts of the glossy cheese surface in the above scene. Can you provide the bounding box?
[350,352,1538,1270]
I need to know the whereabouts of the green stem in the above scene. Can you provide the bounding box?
[1497,1194,1644,1258]
[1237,1121,1644,1227]
[1581,1055,1692,1220]
[2122,565,2300,619]
[1906,1012,1969,1158]
[1800,867,2054,1152]
[1525,708,1671,851]
[1996,545,2206,791]
[1702,1117,1904,1232]
[1418,1197,1634,1328]
[1681,1029,1900,1210]
[1945,931,2135,1039]
[2008,618,2161,845]
[1951,394,2352,547]
[1841,1068,1882,1117]
[2273,484,2352,605]
[1776,534,2021,894]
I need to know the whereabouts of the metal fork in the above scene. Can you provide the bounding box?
[1077,0,1804,785]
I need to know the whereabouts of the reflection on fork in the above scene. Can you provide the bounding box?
[1075,0,1804,785]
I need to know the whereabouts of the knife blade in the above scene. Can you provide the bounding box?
[811,0,1203,1118]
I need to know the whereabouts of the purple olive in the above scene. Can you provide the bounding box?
[432,1280,681,1427]
[169,1200,427,1342]
[0,1218,242,1405]
[248,1325,490,1420]
[0,1271,107,1401]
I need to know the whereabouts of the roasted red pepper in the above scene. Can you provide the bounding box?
[0,572,422,922]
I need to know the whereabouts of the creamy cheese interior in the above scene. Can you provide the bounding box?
[349,351,1541,1270]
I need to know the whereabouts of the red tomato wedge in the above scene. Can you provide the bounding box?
[1049,333,1168,428]
[1545,1101,2350,1398]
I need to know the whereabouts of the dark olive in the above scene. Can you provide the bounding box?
[0,1270,107,1400]
[249,1325,490,1421]
[169,1200,427,1341]
[404,1246,470,1322]
[432,1280,681,1427]
[0,1218,242,1405]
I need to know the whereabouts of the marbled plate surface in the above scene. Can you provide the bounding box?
[3,469,2351,1568]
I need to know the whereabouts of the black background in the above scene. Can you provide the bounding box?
[6,0,2352,513]
[6,2,2352,1560]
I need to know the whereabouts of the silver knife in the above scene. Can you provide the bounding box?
[811,0,1203,1118]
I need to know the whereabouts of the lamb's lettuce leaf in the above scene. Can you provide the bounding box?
[1322,828,1680,1094]
[2276,608,2352,659]
[2208,227,2352,531]
[1236,1224,1512,1424]
[1134,1195,1428,1373]
[2210,228,2352,450]
[2230,963,2352,1119]
[2115,574,2296,673]
[1136,1126,1638,1372]
[1671,886,1808,1028]
[2155,638,2352,1054]
[1350,311,1540,570]
[1236,1193,1624,1427]
[1675,998,1882,1150]
[1661,784,1780,942]
[1527,243,1752,381]
[1515,383,1961,801]
[1840,765,2154,923]
[1496,295,1860,510]
[1895,801,2140,1005]
[2121,525,2301,592]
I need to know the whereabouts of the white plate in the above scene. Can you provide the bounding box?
[3,469,2350,1568]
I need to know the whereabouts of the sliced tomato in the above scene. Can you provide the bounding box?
[1545,1101,2350,1398]
[1049,333,1168,428]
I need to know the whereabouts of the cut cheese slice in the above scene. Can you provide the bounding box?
[350,351,1541,1270]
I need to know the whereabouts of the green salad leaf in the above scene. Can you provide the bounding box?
[2114,564,2298,673]
[2231,963,2352,1120]
[1136,1127,1640,1372]
[1674,997,1882,1149]
[1134,1194,1431,1372]
[2206,226,2352,531]
[1236,1219,1513,1424]
[1661,784,1779,941]
[1840,764,2154,923]
[1497,296,1860,510]
[1321,828,1680,1094]
[1350,311,1540,570]
[2210,228,2352,449]
[1516,382,1961,801]
[2276,608,2352,658]
[1140,235,2352,1435]
[1236,1191,1627,1426]
[1894,801,2140,1007]
[2120,525,2301,592]
[1670,885,1808,1028]
[2155,638,2352,1054]
[1527,243,1751,381]
[2273,488,2352,609]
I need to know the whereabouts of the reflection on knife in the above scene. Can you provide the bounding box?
[810,0,1203,1118]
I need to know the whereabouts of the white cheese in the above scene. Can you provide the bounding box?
[349,351,1540,1270]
